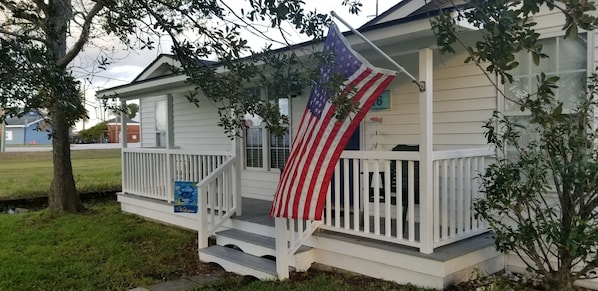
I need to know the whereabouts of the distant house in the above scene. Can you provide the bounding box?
[4,111,52,145]
[105,116,140,143]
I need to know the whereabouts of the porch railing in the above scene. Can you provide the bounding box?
[198,156,239,248]
[121,148,230,202]
[432,148,492,248]
[317,148,493,252]
[275,148,493,278]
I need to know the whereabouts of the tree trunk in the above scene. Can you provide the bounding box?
[547,270,576,291]
[48,109,84,213]
[46,0,84,213]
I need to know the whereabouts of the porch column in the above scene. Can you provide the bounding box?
[166,94,174,202]
[233,131,242,216]
[120,100,127,149]
[418,48,434,254]
[120,100,127,196]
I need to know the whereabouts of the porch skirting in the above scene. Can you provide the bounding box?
[117,193,199,231]
[118,193,507,289]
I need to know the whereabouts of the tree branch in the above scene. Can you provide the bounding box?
[56,1,104,68]
[0,28,46,43]
[31,0,49,16]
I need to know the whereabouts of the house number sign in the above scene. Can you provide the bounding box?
[371,90,390,110]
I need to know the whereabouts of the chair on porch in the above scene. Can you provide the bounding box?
[368,144,420,224]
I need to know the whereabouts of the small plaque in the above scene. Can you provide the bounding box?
[371,90,391,110]
[174,181,198,213]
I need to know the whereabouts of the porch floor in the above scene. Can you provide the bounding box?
[236,197,494,262]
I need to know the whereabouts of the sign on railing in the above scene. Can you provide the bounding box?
[174,181,198,213]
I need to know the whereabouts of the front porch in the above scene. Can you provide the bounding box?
[117,146,502,288]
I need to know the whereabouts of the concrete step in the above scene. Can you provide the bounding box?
[198,245,278,280]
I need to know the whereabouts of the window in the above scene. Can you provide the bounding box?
[270,130,290,169]
[156,99,168,147]
[504,34,587,113]
[244,88,291,170]
[503,34,588,160]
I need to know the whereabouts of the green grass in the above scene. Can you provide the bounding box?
[0,201,430,291]
[0,149,121,199]
[0,200,216,290]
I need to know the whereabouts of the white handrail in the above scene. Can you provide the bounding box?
[197,157,235,187]
[197,156,238,248]
[432,147,493,160]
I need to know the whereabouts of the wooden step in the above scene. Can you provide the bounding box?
[215,229,314,270]
[216,229,276,257]
[198,245,278,280]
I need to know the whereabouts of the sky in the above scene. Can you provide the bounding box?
[74,0,401,130]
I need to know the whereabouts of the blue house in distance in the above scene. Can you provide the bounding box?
[4,111,52,145]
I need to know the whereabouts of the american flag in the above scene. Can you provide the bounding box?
[270,23,397,220]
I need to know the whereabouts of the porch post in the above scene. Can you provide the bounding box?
[166,94,174,202]
[274,217,290,279]
[120,100,127,149]
[418,48,434,254]
[119,100,127,195]
[233,132,242,216]
[198,186,209,249]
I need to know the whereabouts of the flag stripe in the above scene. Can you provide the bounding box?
[271,23,397,220]
[290,68,374,219]
[303,73,394,219]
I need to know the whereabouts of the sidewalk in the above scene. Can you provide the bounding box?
[129,270,226,291]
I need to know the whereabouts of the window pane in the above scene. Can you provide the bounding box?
[511,50,529,76]
[156,132,166,148]
[532,38,557,74]
[245,128,263,168]
[156,100,167,131]
[505,76,529,111]
[559,34,587,71]
[507,34,587,112]
[270,130,290,170]
[244,113,263,127]
[558,71,587,108]
[278,97,289,117]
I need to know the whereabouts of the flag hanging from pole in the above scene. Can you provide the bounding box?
[270,23,397,220]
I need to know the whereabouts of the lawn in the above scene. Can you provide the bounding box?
[0,149,121,199]
[0,200,436,291]
[0,200,217,290]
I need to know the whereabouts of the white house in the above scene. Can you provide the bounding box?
[97,1,598,289]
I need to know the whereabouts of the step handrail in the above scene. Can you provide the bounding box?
[198,156,238,248]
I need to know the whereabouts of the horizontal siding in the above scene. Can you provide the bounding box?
[364,48,497,151]
[241,170,280,200]
[172,93,232,152]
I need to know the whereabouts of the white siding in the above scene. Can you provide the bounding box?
[363,46,497,151]
[171,93,231,151]
[241,170,281,201]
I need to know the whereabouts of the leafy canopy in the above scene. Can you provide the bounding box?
[431,0,598,289]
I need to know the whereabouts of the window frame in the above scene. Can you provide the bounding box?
[500,32,592,115]
[243,87,292,172]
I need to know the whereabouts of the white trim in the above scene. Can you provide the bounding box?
[134,55,180,82]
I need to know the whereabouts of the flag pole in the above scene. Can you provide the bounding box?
[330,11,425,92]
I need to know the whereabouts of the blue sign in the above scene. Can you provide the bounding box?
[371,90,391,110]
[174,181,198,213]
